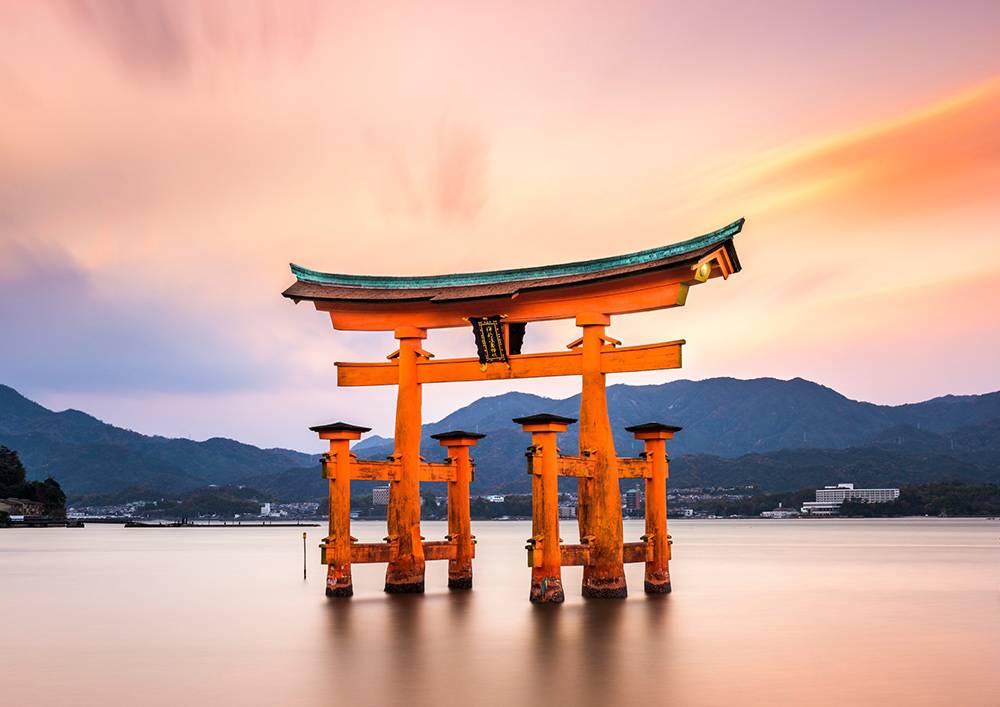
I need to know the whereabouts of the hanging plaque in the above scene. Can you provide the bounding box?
[469,315,509,367]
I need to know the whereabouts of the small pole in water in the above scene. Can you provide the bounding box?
[303,532,308,580]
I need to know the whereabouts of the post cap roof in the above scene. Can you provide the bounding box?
[430,430,488,440]
[512,413,578,426]
[308,422,372,433]
[624,422,683,433]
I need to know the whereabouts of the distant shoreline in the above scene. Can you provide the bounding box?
[6,515,997,530]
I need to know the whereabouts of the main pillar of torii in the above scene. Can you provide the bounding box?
[283,218,744,598]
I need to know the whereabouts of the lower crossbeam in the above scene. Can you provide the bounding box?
[542,540,652,567]
[320,539,473,565]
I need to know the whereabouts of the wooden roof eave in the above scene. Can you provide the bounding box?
[282,219,744,331]
[281,241,735,306]
[308,261,709,331]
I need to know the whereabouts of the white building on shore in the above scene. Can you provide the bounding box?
[801,483,900,516]
[760,502,799,519]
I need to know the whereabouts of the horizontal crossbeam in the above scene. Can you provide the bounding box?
[320,539,475,565]
[336,340,683,387]
[622,541,653,564]
[558,543,590,566]
[555,455,596,478]
[526,540,654,567]
[323,458,462,482]
[525,453,596,477]
[526,453,653,479]
[617,458,651,479]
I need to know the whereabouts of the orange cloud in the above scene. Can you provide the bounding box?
[721,78,1000,220]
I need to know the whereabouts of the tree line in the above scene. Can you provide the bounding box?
[0,446,66,522]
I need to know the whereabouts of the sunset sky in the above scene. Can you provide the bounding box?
[2,1,998,451]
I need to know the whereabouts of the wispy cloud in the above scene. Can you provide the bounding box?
[365,119,489,224]
[50,0,327,81]
[717,78,1000,220]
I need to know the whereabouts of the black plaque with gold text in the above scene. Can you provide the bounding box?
[469,316,509,366]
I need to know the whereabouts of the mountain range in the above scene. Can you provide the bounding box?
[0,384,317,497]
[2,379,999,501]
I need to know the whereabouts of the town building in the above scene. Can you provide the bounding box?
[0,498,45,516]
[815,483,900,504]
[624,487,643,510]
[372,486,390,506]
[760,503,799,519]
[801,483,900,516]
[484,495,505,503]
[558,503,577,519]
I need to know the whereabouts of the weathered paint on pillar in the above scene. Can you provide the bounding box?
[432,430,485,590]
[385,327,428,593]
[326,439,353,596]
[309,422,369,598]
[515,414,574,604]
[576,314,627,598]
[627,422,681,594]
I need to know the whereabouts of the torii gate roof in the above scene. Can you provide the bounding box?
[283,218,743,306]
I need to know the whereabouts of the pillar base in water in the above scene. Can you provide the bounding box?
[326,568,353,598]
[448,576,473,590]
[644,568,671,594]
[644,580,672,594]
[384,581,425,594]
[582,576,628,599]
[530,577,565,604]
[385,560,425,594]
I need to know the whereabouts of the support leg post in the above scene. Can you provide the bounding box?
[325,438,354,597]
[310,422,368,598]
[627,422,681,594]
[532,429,564,603]
[644,438,671,593]
[385,328,427,593]
[435,432,484,590]
[515,415,573,604]
[577,314,627,599]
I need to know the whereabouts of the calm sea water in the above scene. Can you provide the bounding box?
[2,519,998,707]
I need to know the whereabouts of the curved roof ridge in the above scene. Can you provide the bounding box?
[290,218,744,290]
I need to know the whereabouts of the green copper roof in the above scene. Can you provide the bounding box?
[290,218,743,290]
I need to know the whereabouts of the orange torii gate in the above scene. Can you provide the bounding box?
[284,218,744,601]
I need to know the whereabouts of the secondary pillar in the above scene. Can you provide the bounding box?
[310,421,370,598]
[431,430,485,590]
[626,422,681,593]
[385,326,428,593]
[515,413,575,604]
[576,313,626,598]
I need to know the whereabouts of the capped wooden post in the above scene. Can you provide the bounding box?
[310,421,370,598]
[626,422,681,594]
[575,313,627,598]
[515,413,575,604]
[431,430,486,590]
[385,326,429,593]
